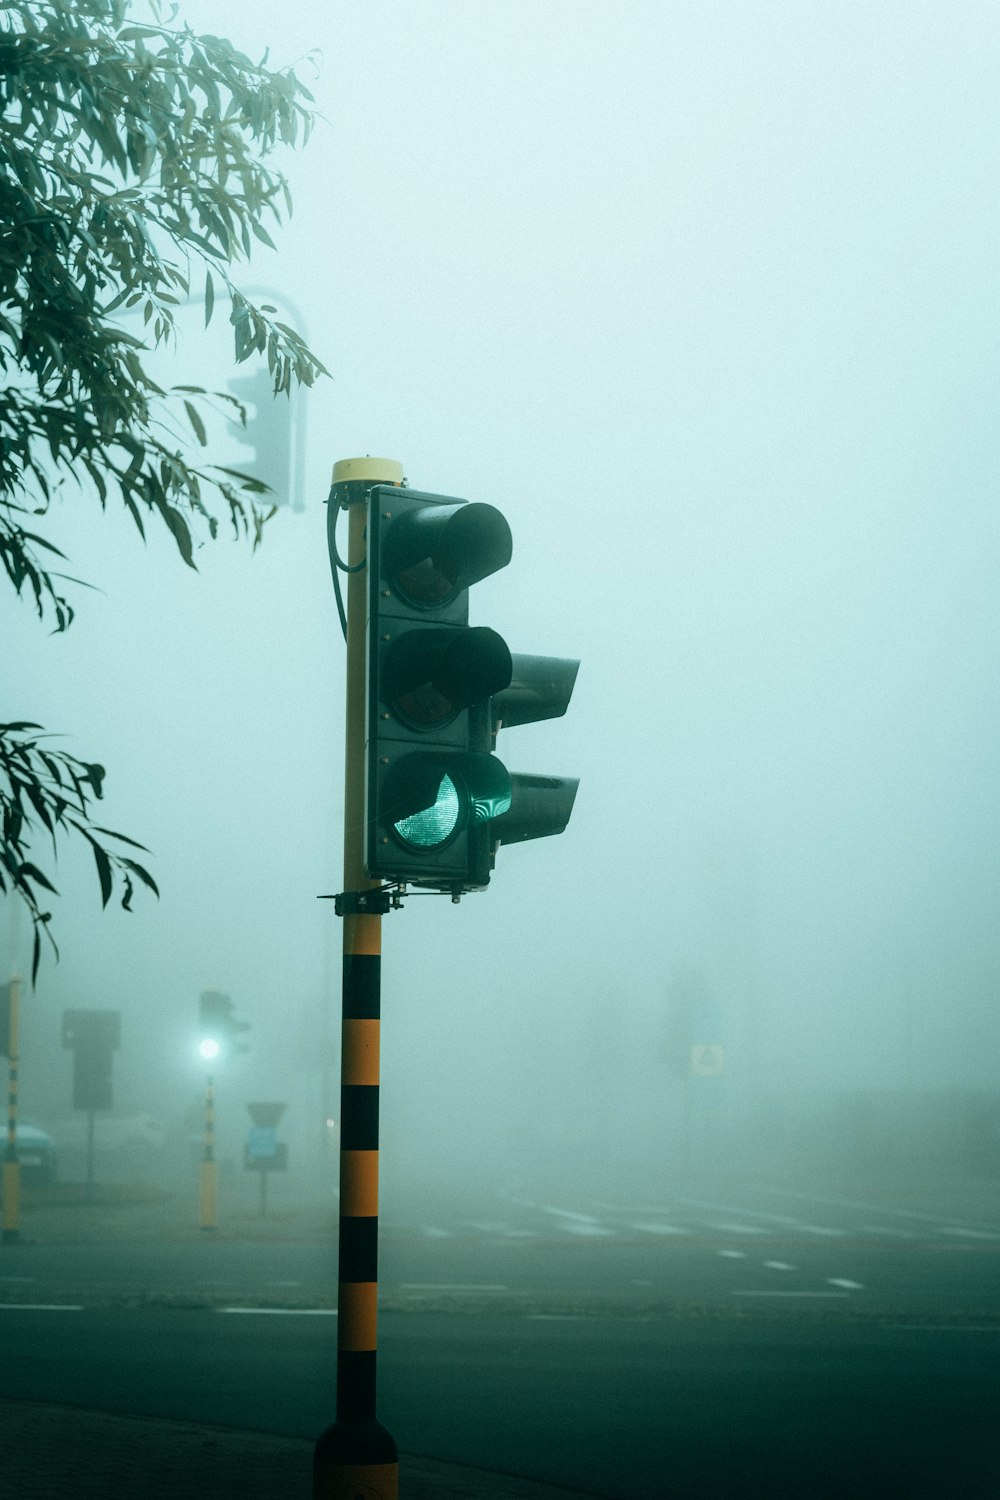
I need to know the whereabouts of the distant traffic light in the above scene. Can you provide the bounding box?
[227,366,298,509]
[197,990,250,1063]
[364,485,579,893]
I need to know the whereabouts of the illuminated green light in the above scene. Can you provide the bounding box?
[199,1038,220,1061]
[394,774,460,848]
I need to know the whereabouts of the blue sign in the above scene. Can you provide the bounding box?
[247,1125,278,1160]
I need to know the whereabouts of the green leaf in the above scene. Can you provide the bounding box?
[18,862,57,894]
[183,399,207,446]
[204,268,215,326]
[92,843,113,908]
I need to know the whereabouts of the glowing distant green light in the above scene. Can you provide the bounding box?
[199,1038,221,1061]
[394,774,460,848]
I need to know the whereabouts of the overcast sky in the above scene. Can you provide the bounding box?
[5,2,1000,1171]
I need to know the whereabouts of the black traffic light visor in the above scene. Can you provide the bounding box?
[492,655,580,730]
[382,626,513,729]
[382,501,513,608]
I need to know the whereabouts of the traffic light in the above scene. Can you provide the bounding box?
[61,1009,121,1112]
[227,367,299,510]
[197,990,250,1063]
[365,485,579,893]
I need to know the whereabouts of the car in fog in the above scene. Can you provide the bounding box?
[12,1124,57,1184]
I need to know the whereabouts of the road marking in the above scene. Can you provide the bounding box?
[718,1249,746,1259]
[769,1188,1000,1235]
[542,1207,615,1237]
[827,1278,864,1289]
[526,1314,585,1321]
[401,1283,508,1292]
[268,1280,302,1287]
[631,1278,655,1286]
[938,1227,1000,1242]
[861,1225,918,1239]
[895,1325,1000,1333]
[763,1260,795,1271]
[680,1199,845,1237]
[421,1226,452,1238]
[629,1221,689,1236]
[0,1303,84,1311]
[707,1221,767,1236]
[218,1307,337,1316]
[732,1290,849,1299]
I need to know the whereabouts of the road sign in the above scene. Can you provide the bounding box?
[247,1125,278,1160]
[246,1101,286,1128]
[690,1043,726,1077]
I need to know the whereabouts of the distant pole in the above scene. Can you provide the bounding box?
[200,1074,217,1231]
[314,458,402,1500]
[2,976,21,1245]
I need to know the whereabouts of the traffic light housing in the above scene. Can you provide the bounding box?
[365,485,579,893]
[198,990,250,1063]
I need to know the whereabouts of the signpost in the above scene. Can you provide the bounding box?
[244,1102,287,1217]
[61,1009,121,1201]
[1,977,21,1245]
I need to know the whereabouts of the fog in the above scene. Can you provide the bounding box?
[4,1,1000,1206]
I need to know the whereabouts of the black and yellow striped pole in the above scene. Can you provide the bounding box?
[2,976,22,1246]
[314,458,402,1500]
[200,1073,218,1232]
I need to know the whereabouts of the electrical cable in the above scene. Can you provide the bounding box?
[325,485,366,642]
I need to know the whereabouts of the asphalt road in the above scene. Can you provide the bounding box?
[1,1304,998,1497]
[2,1174,998,1497]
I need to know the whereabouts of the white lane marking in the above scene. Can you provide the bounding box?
[400,1282,508,1291]
[542,1206,614,1237]
[763,1260,795,1271]
[218,1307,337,1316]
[592,1200,675,1214]
[504,1229,540,1239]
[708,1221,767,1236]
[718,1249,747,1259]
[421,1226,452,1239]
[526,1314,585,1321]
[828,1278,864,1290]
[679,1198,845,1237]
[629,1221,689,1236]
[0,1303,84,1311]
[895,1325,1000,1333]
[631,1278,655,1286]
[764,1186,1000,1230]
[938,1227,1000,1241]
[732,1290,848,1299]
[861,1225,918,1239]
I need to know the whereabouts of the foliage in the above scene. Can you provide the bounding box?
[0,0,327,976]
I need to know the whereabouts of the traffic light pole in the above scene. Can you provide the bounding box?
[200,1073,217,1232]
[313,459,402,1500]
[2,976,21,1246]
